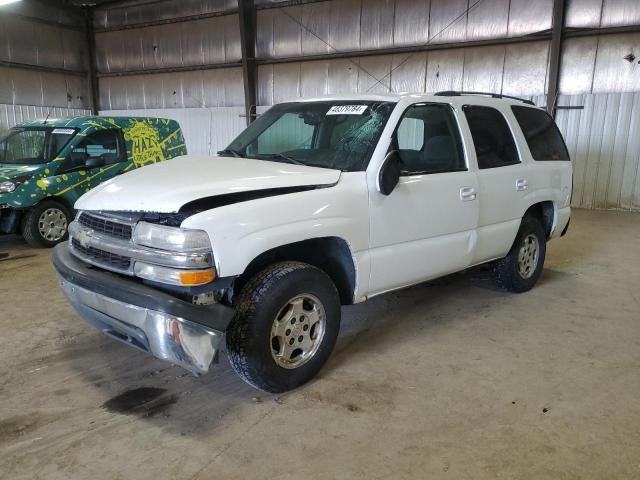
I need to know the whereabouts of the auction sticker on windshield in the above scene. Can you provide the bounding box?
[327,105,368,115]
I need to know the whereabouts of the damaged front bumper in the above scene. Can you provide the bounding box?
[53,243,235,374]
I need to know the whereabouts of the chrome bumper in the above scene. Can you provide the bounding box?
[53,243,234,375]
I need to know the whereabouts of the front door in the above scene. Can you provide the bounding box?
[368,102,479,295]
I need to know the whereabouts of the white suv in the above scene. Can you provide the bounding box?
[53,92,572,392]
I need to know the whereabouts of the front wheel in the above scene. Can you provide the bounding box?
[21,200,72,248]
[226,262,341,393]
[492,216,547,293]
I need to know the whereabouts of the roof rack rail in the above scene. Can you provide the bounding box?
[434,91,535,106]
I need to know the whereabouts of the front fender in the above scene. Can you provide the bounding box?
[180,172,370,279]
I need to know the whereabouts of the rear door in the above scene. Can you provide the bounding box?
[461,104,530,264]
[368,102,479,294]
[510,105,572,236]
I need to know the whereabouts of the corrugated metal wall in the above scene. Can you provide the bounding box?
[0,1,89,126]
[98,68,244,110]
[556,93,640,211]
[92,0,640,210]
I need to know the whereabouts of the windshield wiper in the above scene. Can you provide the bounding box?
[217,148,243,158]
[257,153,305,166]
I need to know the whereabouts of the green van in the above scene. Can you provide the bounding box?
[0,116,187,247]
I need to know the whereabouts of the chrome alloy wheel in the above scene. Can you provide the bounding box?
[270,294,326,369]
[517,234,540,279]
[38,208,68,242]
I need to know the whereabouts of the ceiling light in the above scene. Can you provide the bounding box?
[0,0,22,6]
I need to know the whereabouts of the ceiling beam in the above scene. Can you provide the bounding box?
[0,60,87,77]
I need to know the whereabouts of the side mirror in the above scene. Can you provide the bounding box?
[377,150,401,196]
[85,157,106,169]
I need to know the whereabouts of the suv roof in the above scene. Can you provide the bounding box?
[291,91,538,107]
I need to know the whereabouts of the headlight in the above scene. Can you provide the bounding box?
[0,175,31,193]
[133,222,211,253]
[0,181,16,193]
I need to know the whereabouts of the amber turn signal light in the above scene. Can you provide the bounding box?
[179,269,216,286]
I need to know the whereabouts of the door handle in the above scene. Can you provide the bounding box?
[460,186,477,201]
[515,178,528,191]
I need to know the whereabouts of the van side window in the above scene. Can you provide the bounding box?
[395,103,466,174]
[511,106,570,161]
[69,130,124,169]
[463,105,519,169]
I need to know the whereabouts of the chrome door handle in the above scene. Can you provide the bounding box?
[515,178,528,191]
[460,186,477,201]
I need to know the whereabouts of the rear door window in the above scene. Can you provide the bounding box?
[511,106,570,161]
[463,105,520,169]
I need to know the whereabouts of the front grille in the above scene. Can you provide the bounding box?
[78,212,133,240]
[72,238,131,270]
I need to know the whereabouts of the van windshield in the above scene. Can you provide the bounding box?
[0,127,77,165]
[222,101,396,171]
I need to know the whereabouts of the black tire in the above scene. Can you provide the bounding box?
[492,216,547,293]
[226,261,341,393]
[21,200,72,248]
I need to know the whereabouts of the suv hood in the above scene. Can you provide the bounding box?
[76,155,341,213]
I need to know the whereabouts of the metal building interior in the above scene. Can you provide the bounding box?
[1,0,639,478]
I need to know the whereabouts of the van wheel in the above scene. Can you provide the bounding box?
[492,216,547,293]
[21,200,71,248]
[226,262,341,393]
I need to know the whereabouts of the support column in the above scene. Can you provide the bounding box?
[238,0,257,125]
[85,7,99,115]
[547,0,566,117]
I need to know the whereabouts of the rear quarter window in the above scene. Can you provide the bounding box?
[511,106,570,161]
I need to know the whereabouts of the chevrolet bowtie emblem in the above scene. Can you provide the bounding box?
[76,229,92,248]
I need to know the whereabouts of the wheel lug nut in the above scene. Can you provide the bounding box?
[298,336,303,342]
[285,329,291,336]
[303,324,309,331]
[291,318,296,324]
[289,338,294,345]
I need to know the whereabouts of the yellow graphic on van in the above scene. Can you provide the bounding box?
[124,121,166,168]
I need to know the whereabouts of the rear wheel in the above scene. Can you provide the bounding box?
[226,261,341,393]
[21,200,71,248]
[492,216,546,293]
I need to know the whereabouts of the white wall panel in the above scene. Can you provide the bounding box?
[502,42,549,97]
[555,93,640,211]
[592,34,640,94]
[508,0,553,36]
[462,45,506,93]
[99,107,246,157]
[0,104,90,135]
[565,0,602,28]
[393,0,430,46]
[467,0,509,41]
[428,0,468,44]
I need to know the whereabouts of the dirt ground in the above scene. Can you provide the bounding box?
[1,209,639,479]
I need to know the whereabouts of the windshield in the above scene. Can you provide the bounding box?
[0,127,77,165]
[223,101,396,171]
